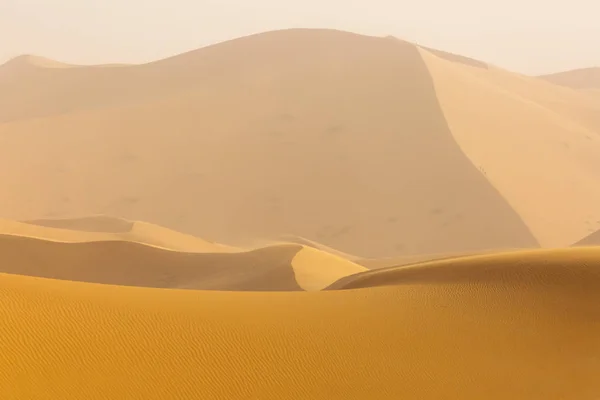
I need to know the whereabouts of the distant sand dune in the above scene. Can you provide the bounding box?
[0,29,539,257]
[3,218,236,253]
[540,67,600,90]
[1,55,76,69]
[572,228,600,246]
[0,234,305,290]
[25,215,135,233]
[0,223,364,290]
[420,47,600,247]
[1,246,598,398]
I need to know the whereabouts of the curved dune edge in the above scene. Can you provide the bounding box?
[1,247,598,398]
[290,246,366,291]
[326,246,600,290]
[419,47,600,247]
[1,55,76,69]
[24,215,136,233]
[0,231,363,291]
[4,218,238,253]
[356,247,522,269]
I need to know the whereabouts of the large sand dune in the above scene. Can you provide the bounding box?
[1,246,598,398]
[420,49,600,247]
[0,28,546,258]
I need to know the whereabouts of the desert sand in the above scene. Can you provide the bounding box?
[1,28,600,398]
[1,243,599,398]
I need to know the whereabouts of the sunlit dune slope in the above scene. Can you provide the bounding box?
[290,245,366,290]
[540,67,600,90]
[2,218,236,252]
[420,48,600,247]
[0,28,537,257]
[1,247,599,399]
[0,232,363,290]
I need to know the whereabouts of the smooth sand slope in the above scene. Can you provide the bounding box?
[420,49,600,247]
[1,247,598,399]
[540,67,600,90]
[0,29,539,258]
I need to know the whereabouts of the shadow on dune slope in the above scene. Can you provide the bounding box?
[0,234,304,291]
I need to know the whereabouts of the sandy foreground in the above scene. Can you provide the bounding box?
[0,221,599,399]
[1,29,600,398]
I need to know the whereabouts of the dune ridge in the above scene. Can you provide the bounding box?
[25,215,135,233]
[420,46,600,247]
[1,54,76,70]
[1,246,598,398]
[1,218,236,253]
[0,28,539,258]
[0,223,365,291]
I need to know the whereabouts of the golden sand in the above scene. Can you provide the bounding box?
[1,246,598,399]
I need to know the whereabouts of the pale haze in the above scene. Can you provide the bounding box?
[1,1,600,398]
[1,0,598,74]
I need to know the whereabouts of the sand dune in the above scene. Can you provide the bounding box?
[540,67,600,90]
[0,28,543,258]
[420,48,600,247]
[0,54,76,70]
[1,247,598,398]
[0,225,364,290]
[274,234,360,260]
[1,217,236,252]
[572,228,600,246]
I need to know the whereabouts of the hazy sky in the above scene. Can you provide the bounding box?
[1,0,598,74]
